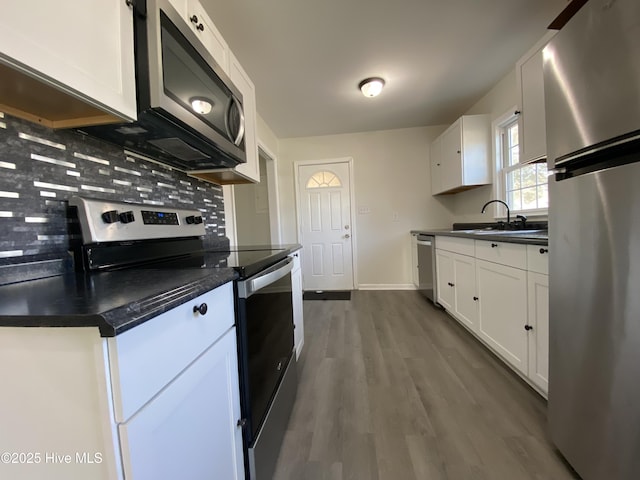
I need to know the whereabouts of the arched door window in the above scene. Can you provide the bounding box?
[306,170,342,189]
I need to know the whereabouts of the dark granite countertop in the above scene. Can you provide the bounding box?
[0,267,237,337]
[411,229,548,246]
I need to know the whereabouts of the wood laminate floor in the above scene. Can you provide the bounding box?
[273,290,579,480]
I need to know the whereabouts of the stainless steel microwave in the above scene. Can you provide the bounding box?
[80,0,246,171]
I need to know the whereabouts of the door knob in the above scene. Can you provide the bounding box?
[344,225,350,230]
[344,234,350,239]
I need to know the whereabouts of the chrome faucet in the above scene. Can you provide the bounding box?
[481,199,510,225]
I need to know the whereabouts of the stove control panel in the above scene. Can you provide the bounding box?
[141,210,178,225]
[70,196,207,243]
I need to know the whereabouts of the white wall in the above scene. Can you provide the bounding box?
[233,156,271,245]
[257,114,279,157]
[278,126,454,289]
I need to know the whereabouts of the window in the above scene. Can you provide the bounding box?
[306,171,342,189]
[497,116,548,213]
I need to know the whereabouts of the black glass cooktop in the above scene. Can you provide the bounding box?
[147,247,290,279]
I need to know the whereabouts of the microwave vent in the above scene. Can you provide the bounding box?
[148,138,211,161]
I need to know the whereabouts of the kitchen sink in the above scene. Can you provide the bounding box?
[472,229,546,235]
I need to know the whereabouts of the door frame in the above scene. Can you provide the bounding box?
[222,141,283,246]
[293,157,358,290]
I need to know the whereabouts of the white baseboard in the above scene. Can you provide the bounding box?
[357,284,416,291]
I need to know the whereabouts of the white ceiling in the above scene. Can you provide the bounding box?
[201,0,567,139]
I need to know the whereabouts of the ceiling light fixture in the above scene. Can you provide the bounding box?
[358,77,385,98]
[190,97,213,115]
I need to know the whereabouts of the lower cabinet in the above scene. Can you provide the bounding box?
[290,250,304,359]
[436,249,478,332]
[120,329,244,479]
[476,259,528,375]
[435,236,549,396]
[0,282,245,480]
[435,249,455,311]
[527,271,549,392]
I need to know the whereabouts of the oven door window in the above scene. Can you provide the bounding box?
[244,271,294,439]
[159,12,237,142]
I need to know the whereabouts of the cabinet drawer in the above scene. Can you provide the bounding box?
[475,240,527,269]
[527,244,549,274]
[290,249,302,272]
[108,282,235,422]
[435,236,475,256]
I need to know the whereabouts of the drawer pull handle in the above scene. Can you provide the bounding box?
[237,418,247,428]
[491,243,498,248]
[193,303,208,316]
[190,14,198,24]
[448,282,455,287]
[524,324,533,331]
[539,248,548,254]
[473,296,479,301]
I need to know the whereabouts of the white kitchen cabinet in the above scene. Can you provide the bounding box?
[452,254,478,332]
[120,328,244,480]
[527,271,549,393]
[435,243,478,332]
[434,234,549,396]
[0,0,136,127]
[436,249,455,312]
[0,282,244,480]
[476,259,529,375]
[229,52,260,183]
[432,114,491,194]
[290,249,305,359]
[430,136,443,194]
[186,0,230,73]
[516,32,555,164]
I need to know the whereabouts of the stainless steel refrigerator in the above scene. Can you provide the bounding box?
[544,0,640,478]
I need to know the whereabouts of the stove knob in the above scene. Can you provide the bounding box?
[101,210,119,224]
[186,215,203,224]
[193,215,203,224]
[119,211,135,224]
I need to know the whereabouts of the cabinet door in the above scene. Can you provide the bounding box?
[119,329,244,480]
[229,52,260,183]
[435,250,454,312]
[291,253,305,359]
[518,48,546,163]
[453,254,478,332]
[476,260,528,374]
[186,0,229,73]
[430,136,443,195]
[0,0,136,121]
[441,120,462,192]
[527,272,549,394]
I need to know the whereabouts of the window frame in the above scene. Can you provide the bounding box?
[492,108,549,219]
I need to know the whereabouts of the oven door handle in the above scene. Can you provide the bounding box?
[238,257,293,298]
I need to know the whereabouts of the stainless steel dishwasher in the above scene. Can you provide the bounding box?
[416,234,437,304]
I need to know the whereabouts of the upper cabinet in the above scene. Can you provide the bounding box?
[0,0,136,128]
[176,0,230,73]
[431,114,491,195]
[516,32,556,164]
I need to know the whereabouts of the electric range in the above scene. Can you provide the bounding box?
[70,196,297,480]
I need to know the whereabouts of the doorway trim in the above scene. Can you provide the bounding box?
[294,157,358,290]
[258,142,283,245]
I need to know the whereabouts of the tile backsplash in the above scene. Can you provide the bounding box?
[0,112,226,266]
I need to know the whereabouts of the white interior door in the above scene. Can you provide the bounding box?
[297,162,354,291]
